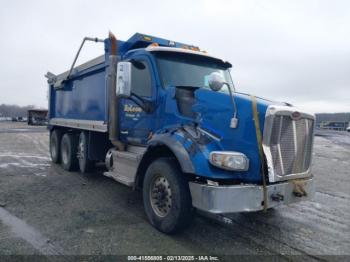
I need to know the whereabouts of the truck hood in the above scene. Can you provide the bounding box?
[193,88,275,141]
[162,86,288,183]
[190,89,281,183]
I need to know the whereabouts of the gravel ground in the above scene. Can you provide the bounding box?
[0,122,349,261]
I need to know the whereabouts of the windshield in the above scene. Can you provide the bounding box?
[155,52,233,93]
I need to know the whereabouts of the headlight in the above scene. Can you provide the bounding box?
[209,151,249,171]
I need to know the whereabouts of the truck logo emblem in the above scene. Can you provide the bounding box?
[291,111,301,120]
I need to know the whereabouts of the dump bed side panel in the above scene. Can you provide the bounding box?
[48,61,108,131]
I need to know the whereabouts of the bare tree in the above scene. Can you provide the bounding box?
[0,104,43,118]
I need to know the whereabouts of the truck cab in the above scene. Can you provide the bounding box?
[46,33,315,233]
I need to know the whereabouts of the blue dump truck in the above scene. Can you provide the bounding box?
[45,32,315,233]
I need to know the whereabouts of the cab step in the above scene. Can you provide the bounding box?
[103,146,146,187]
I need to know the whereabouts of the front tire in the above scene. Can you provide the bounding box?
[143,158,193,234]
[60,133,78,171]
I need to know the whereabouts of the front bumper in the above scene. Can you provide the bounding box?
[189,177,314,213]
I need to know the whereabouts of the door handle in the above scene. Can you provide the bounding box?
[120,130,129,135]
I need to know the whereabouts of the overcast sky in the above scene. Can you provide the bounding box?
[0,0,349,113]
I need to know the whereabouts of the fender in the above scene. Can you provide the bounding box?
[146,133,195,174]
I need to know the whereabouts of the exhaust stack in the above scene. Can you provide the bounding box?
[107,32,125,151]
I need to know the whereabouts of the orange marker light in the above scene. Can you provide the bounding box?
[190,46,200,51]
[148,43,159,47]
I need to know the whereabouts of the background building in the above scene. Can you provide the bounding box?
[316,113,350,131]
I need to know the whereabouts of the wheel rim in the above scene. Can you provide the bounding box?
[62,140,68,164]
[77,136,84,161]
[150,175,172,217]
[51,137,57,159]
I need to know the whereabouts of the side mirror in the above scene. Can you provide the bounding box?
[208,72,225,91]
[116,62,132,97]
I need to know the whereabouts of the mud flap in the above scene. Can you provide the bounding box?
[291,179,308,197]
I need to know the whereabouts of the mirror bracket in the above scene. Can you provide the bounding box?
[208,72,239,129]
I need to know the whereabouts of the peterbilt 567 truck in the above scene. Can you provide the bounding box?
[46,32,315,233]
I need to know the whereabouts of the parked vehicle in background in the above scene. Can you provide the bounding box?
[45,32,316,233]
[28,109,48,126]
[0,117,12,121]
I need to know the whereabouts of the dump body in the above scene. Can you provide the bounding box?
[48,55,108,131]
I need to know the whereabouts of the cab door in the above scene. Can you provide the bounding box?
[119,57,157,145]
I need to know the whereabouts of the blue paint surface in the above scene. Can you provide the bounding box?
[154,86,273,183]
[51,66,107,121]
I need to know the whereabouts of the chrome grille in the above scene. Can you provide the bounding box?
[270,116,313,176]
[263,107,315,182]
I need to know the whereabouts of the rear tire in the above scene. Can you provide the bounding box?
[50,129,62,163]
[143,158,193,234]
[60,133,78,171]
[77,131,94,173]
